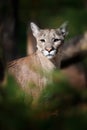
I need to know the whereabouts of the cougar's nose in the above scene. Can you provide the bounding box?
[45,46,53,52]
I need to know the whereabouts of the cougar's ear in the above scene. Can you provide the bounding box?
[57,21,68,37]
[30,22,40,37]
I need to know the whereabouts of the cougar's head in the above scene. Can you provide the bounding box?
[30,22,68,59]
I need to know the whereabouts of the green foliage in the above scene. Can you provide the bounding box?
[0,75,32,130]
[0,71,87,130]
[1,0,87,129]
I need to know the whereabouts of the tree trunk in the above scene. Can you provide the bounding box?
[0,0,19,61]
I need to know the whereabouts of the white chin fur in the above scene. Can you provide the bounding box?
[42,50,56,59]
[46,55,54,59]
[42,50,49,56]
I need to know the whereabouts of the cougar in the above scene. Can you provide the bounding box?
[29,22,68,65]
[8,22,68,97]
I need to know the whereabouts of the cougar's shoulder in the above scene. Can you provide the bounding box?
[8,51,55,88]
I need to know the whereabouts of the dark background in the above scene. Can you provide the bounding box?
[0,1,87,130]
[0,0,87,61]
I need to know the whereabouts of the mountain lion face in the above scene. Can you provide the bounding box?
[30,22,68,59]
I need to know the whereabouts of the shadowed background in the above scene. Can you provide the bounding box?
[0,0,87,130]
[0,0,87,60]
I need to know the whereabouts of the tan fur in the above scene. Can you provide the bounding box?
[8,22,68,99]
[8,50,56,99]
[30,22,68,59]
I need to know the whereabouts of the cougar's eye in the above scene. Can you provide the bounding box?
[53,39,60,42]
[40,39,45,42]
